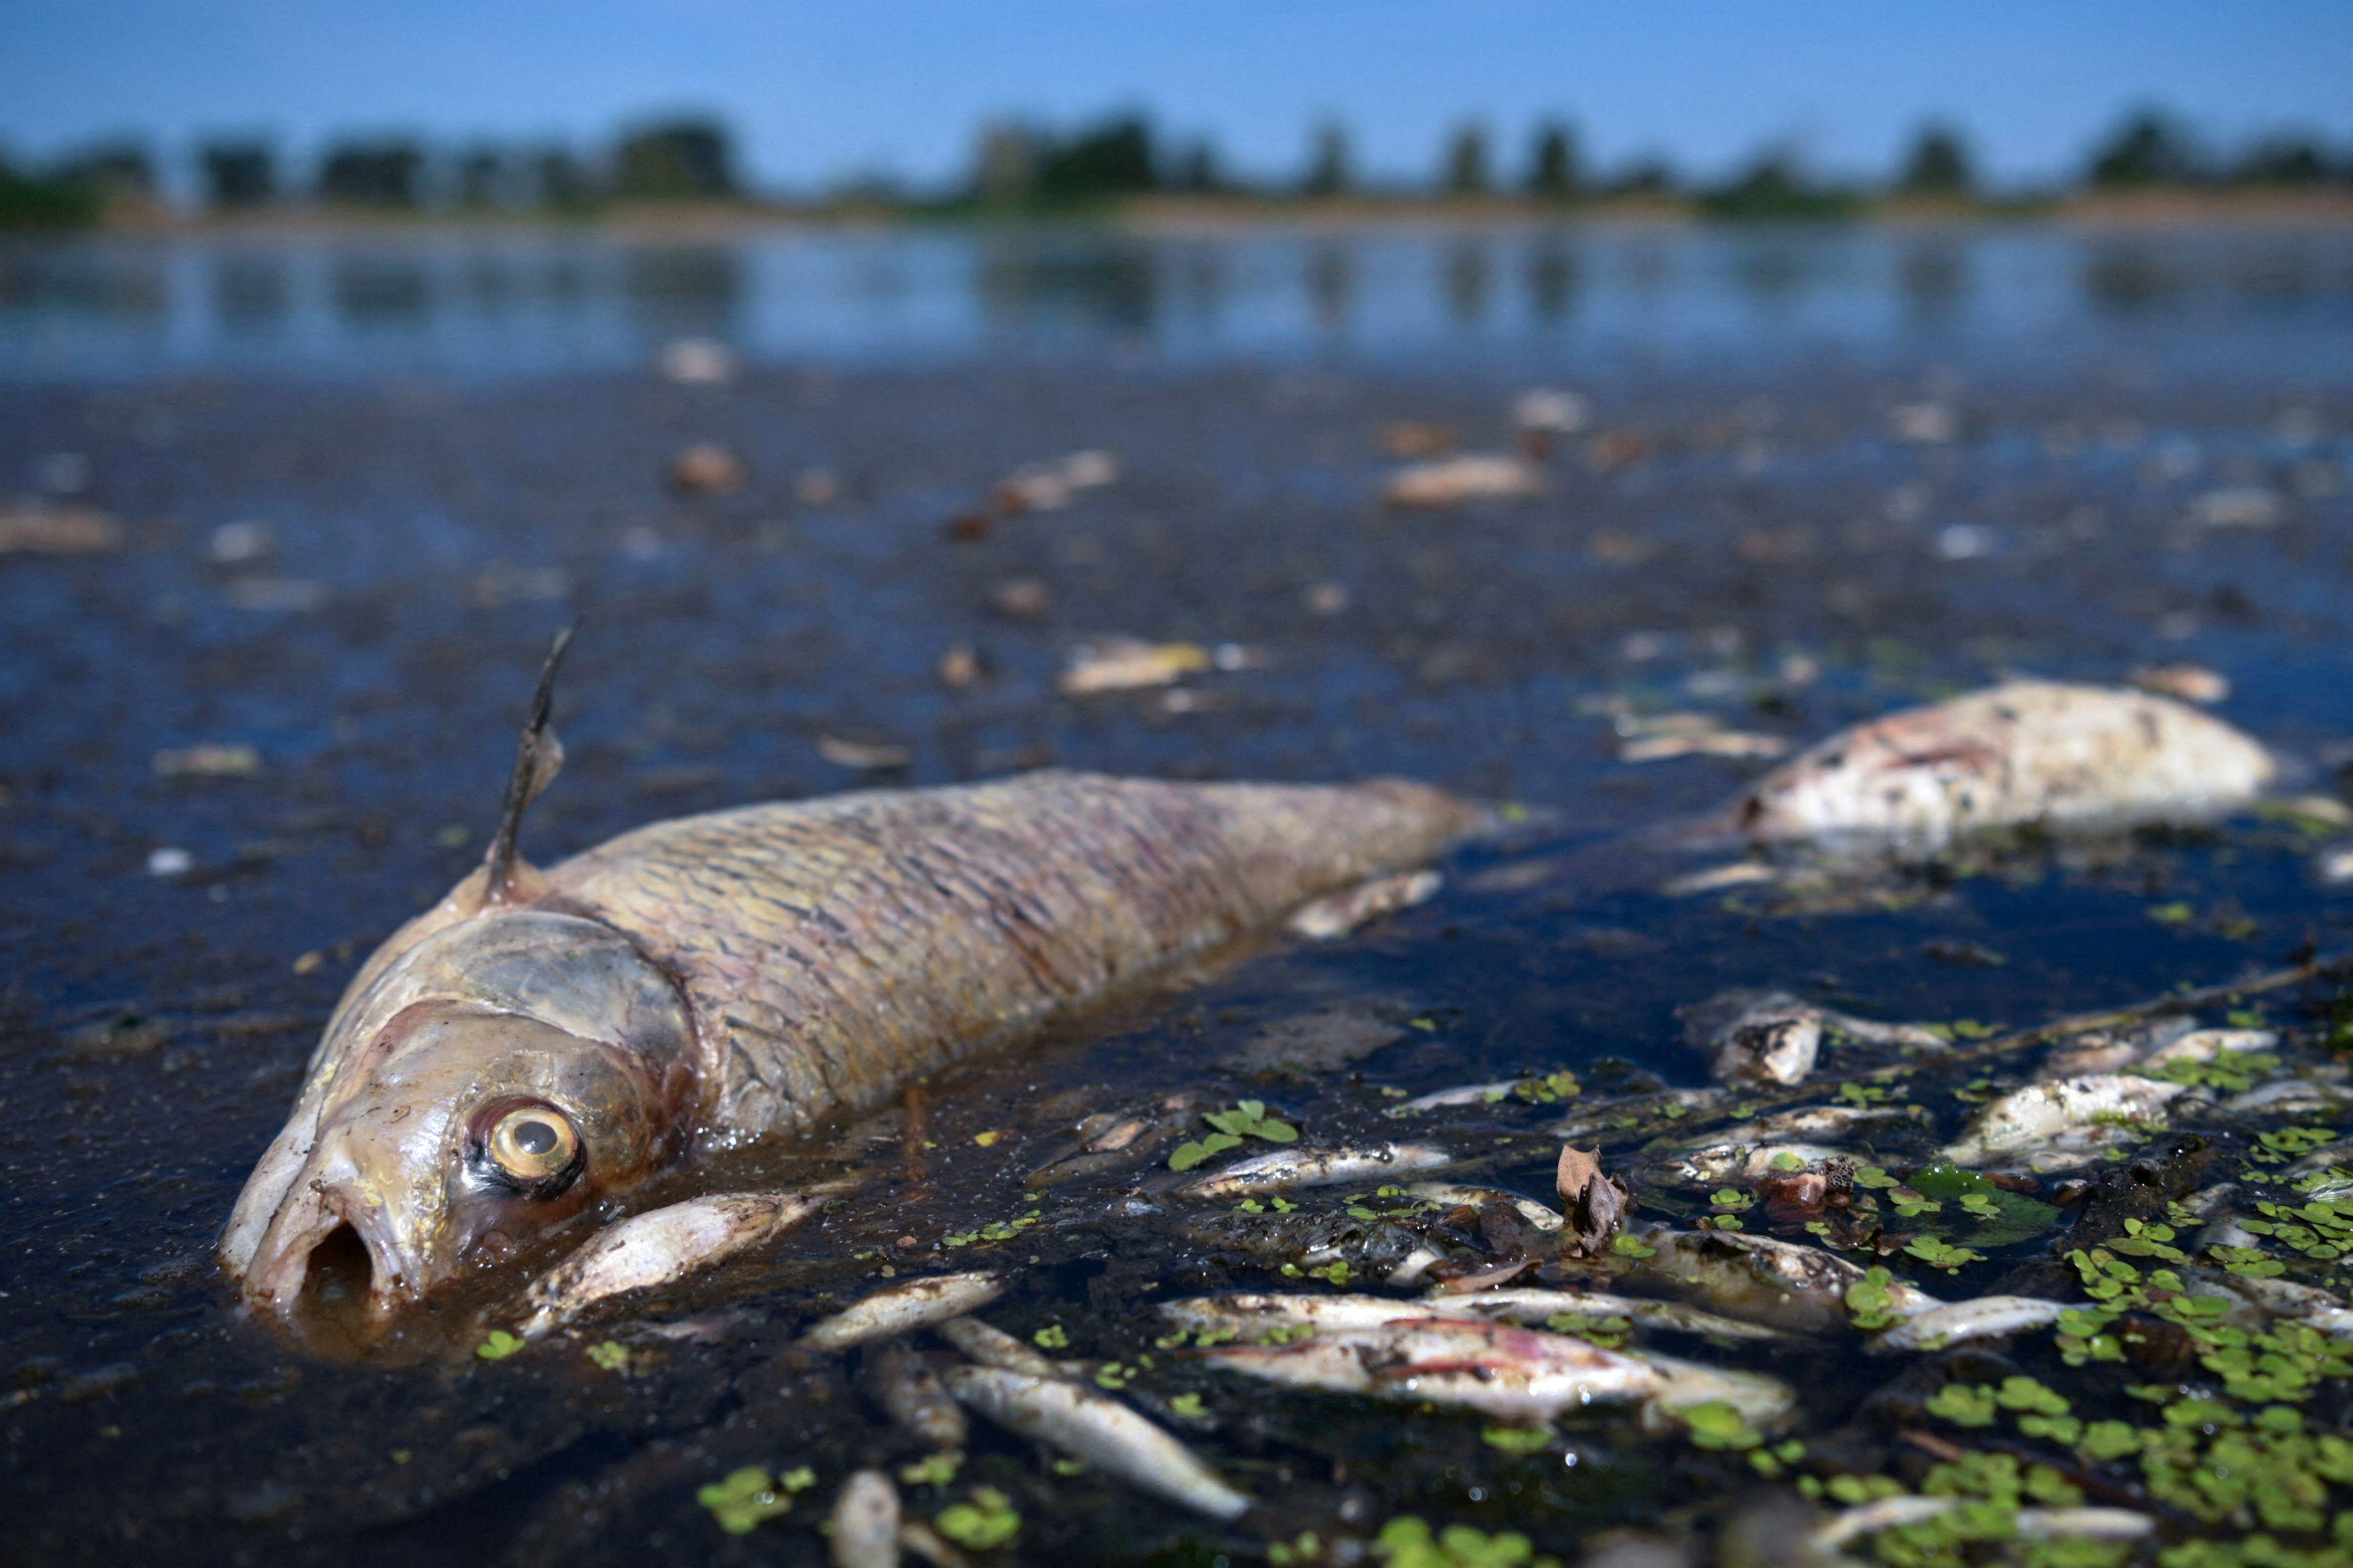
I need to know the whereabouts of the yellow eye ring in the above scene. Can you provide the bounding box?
[486,1106,580,1185]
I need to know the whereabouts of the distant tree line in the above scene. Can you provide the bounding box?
[3,106,2350,229]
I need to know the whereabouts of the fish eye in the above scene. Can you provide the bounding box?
[485,1105,582,1188]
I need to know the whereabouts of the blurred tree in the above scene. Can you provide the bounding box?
[1302,120,1351,198]
[1172,138,1224,195]
[200,139,277,210]
[1607,158,1675,197]
[74,142,155,201]
[1527,120,1580,201]
[1443,124,1491,196]
[1899,123,1973,194]
[318,139,425,207]
[2233,135,2329,185]
[1700,151,1855,220]
[0,155,100,229]
[974,122,1039,204]
[532,146,597,210]
[2087,109,2201,187]
[614,120,737,201]
[1035,116,1156,202]
[454,145,511,208]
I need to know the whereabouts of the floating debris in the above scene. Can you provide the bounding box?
[801,1273,1006,1353]
[1512,388,1589,436]
[1888,402,1958,444]
[1402,1183,1564,1233]
[816,735,914,772]
[828,1470,902,1568]
[1620,729,1790,764]
[669,442,747,495]
[2128,662,2231,704]
[1555,1145,1631,1257]
[1382,454,1544,508]
[1176,1142,1452,1200]
[516,1192,825,1337]
[992,450,1119,514]
[146,846,194,877]
[1728,679,2276,854]
[1286,870,1441,940]
[941,1364,1250,1520]
[658,337,737,385]
[152,743,263,780]
[1378,422,1456,458]
[2187,484,2282,528]
[0,501,120,554]
[1058,638,1224,696]
[207,520,274,564]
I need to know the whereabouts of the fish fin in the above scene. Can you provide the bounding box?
[483,623,577,906]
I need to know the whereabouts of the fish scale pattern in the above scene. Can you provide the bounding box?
[545,770,1474,1137]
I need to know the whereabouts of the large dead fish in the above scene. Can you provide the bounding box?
[1720,679,2274,855]
[221,633,1480,1316]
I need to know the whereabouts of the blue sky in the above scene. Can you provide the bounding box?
[7,1,2350,192]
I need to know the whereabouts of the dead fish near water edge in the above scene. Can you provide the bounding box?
[221,632,1482,1321]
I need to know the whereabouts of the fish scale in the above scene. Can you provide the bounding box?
[547,770,1477,1139]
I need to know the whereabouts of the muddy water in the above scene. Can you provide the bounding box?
[3,223,2353,1565]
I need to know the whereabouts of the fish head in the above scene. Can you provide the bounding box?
[227,911,699,1317]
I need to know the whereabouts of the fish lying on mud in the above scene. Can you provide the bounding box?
[1716,679,2276,856]
[221,635,1482,1317]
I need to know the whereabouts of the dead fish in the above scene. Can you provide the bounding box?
[1605,1227,1940,1334]
[1650,1142,1851,1187]
[1382,454,1544,508]
[1814,1501,2153,1555]
[1402,1182,1564,1233]
[941,1364,1250,1520]
[830,1470,902,1568]
[1439,1288,1788,1344]
[801,1272,1006,1353]
[935,1316,1061,1377]
[1176,1143,1453,1200]
[1286,870,1441,940]
[1556,1087,1729,1142]
[1722,679,2276,854]
[223,632,1480,1316]
[1868,1295,2070,1354]
[1199,1317,1662,1421]
[515,1190,822,1337]
[1699,996,1822,1087]
[1940,1074,2186,1170]
[867,1346,968,1448]
[1637,1353,1799,1432]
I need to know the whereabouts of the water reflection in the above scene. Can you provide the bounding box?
[1,222,2350,380]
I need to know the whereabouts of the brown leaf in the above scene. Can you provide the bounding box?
[1556,1144,1631,1257]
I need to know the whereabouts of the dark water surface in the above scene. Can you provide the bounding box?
[4,222,2353,1565]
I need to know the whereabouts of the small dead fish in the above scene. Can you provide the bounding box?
[2143,1026,2276,1067]
[223,632,1479,1319]
[801,1272,1006,1352]
[1176,1143,1453,1200]
[1638,1352,1798,1433]
[1382,454,1544,508]
[1701,997,1821,1087]
[1058,638,1218,696]
[1426,1288,1788,1344]
[1286,870,1441,940]
[935,1316,1061,1377]
[1725,679,2276,854]
[1814,1500,2152,1555]
[830,1470,902,1568]
[1652,1142,1851,1187]
[941,1364,1250,1520]
[1199,1317,1662,1421]
[1868,1295,2070,1354]
[867,1346,968,1448]
[2221,1075,2353,1118]
[1607,1227,1939,1334]
[1940,1074,2186,1170]
[516,1190,823,1337]
[1402,1182,1564,1233]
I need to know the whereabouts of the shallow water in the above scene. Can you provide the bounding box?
[3,221,2353,1565]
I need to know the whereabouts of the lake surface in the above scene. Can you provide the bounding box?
[4,220,2353,1566]
[5,219,2353,384]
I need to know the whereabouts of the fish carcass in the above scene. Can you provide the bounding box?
[1726,680,2274,854]
[222,636,1481,1317]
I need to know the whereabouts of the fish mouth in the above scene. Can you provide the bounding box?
[241,1184,432,1316]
